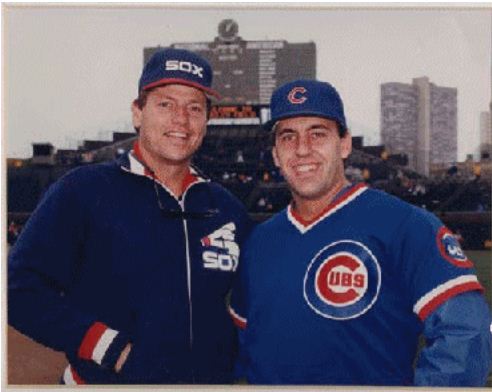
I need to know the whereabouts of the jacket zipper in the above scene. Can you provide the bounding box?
[179,183,202,383]
[122,156,203,381]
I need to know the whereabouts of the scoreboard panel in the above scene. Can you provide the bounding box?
[207,104,270,125]
[143,26,315,105]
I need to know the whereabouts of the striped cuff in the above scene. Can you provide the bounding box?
[62,365,85,385]
[228,305,247,329]
[78,321,130,370]
[413,275,484,321]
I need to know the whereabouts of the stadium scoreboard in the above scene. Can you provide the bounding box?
[143,19,316,106]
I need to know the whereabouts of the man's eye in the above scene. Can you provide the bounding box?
[158,101,172,108]
[279,133,295,142]
[311,130,328,138]
[189,105,204,113]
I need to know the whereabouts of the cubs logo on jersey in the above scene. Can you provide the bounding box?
[201,222,239,272]
[436,226,473,268]
[303,240,381,320]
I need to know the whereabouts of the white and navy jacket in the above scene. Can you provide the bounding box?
[8,146,252,384]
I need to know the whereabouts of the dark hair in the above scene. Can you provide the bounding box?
[133,89,151,110]
[337,123,348,138]
[132,87,212,133]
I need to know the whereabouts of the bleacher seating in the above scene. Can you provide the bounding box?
[7,126,492,249]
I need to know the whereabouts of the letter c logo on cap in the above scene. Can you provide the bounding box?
[287,87,307,104]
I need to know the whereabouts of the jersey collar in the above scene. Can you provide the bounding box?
[120,140,206,200]
[287,182,368,234]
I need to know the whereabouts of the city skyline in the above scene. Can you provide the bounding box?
[4,5,491,161]
[381,77,458,176]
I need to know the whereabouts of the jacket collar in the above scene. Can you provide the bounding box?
[287,182,368,234]
[119,141,207,200]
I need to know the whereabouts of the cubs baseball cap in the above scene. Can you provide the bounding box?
[264,79,347,131]
[138,48,220,98]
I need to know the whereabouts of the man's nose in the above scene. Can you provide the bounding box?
[172,105,189,125]
[295,134,311,156]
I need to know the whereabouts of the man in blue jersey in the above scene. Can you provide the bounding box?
[229,79,492,386]
[8,48,251,384]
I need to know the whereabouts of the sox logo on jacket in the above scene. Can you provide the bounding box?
[201,222,239,272]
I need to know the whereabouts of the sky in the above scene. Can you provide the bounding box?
[4,4,491,160]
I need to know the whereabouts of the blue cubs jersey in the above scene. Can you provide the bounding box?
[230,183,486,385]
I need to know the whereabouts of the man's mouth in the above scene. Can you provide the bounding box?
[165,131,189,140]
[293,163,318,175]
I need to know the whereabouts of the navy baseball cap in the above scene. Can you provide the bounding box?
[138,48,220,98]
[264,79,347,131]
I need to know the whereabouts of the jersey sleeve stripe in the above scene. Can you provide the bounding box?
[228,305,247,329]
[413,275,484,321]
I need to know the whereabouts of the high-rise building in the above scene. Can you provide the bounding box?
[380,82,419,172]
[480,110,492,158]
[381,77,457,176]
[143,19,316,105]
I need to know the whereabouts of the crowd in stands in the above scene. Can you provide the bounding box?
[194,129,491,216]
[7,127,492,249]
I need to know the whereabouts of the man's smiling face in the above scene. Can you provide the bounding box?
[132,84,208,167]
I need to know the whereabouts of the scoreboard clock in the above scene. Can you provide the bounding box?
[218,19,239,41]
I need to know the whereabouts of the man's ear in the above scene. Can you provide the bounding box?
[131,101,143,130]
[272,146,280,168]
[340,130,352,159]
